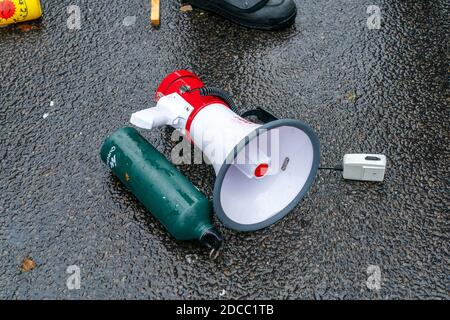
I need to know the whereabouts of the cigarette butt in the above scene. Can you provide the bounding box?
[151,0,160,26]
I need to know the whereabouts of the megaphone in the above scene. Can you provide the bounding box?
[131,70,320,231]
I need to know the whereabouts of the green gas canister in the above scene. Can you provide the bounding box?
[100,127,223,251]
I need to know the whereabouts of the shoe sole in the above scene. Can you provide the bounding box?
[187,1,296,31]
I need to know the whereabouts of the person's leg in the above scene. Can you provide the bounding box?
[185,0,297,31]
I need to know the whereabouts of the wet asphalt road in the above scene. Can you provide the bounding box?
[0,0,449,299]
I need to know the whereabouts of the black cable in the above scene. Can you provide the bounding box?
[198,87,240,114]
[319,165,343,171]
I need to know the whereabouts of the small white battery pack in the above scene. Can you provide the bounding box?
[343,154,386,182]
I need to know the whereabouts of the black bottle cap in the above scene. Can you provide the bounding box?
[199,227,223,251]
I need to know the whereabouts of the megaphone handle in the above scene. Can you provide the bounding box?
[130,106,170,130]
[241,107,279,124]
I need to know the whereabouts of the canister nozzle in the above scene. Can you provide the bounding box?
[199,227,223,251]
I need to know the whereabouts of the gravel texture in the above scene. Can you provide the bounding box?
[0,0,449,299]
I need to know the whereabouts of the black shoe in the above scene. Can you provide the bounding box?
[185,0,297,31]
